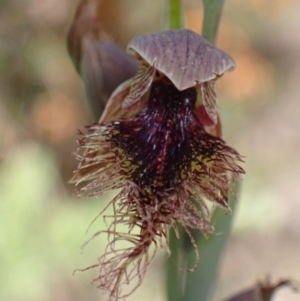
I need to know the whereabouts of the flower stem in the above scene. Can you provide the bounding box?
[165,2,184,301]
[164,0,184,30]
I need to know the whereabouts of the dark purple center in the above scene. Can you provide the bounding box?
[110,77,214,193]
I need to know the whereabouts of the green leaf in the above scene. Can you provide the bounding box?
[182,183,241,301]
[166,228,183,301]
[202,0,226,44]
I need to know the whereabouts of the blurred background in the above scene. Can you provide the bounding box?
[1,0,300,300]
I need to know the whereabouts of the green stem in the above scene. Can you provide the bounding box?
[165,0,183,30]
[165,2,184,301]
[202,0,225,44]
[170,0,182,29]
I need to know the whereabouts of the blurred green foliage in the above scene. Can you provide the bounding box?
[0,145,109,301]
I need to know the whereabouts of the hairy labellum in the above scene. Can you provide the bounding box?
[72,75,244,299]
[70,29,245,300]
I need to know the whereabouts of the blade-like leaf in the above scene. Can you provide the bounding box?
[182,183,241,301]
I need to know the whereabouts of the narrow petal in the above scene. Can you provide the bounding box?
[122,63,155,110]
[201,79,218,125]
[100,79,133,122]
[195,85,222,137]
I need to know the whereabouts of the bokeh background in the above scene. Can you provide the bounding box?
[1,0,300,300]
